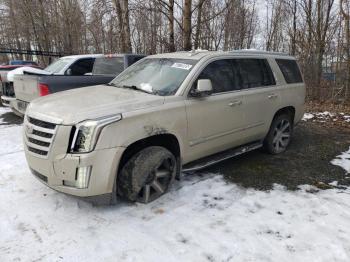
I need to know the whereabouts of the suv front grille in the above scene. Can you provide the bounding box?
[28,146,48,156]
[27,137,51,147]
[33,130,53,138]
[24,117,57,158]
[28,117,56,129]
[2,82,15,97]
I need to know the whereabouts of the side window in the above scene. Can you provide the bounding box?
[195,59,240,94]
[69,58,95,76]
[276,59,303,83]
[128,56,144,66]
[236,59,276,89]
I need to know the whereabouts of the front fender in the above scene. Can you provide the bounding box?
[95,102,188,158]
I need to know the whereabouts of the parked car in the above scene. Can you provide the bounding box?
[0,63,42,106]
[8,60,39,66]
[9,54,145,116]
[23,50,305,205]
[1,54,102,110]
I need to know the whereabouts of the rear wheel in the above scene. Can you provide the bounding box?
[117,146,177,203]
[264,114,293,154]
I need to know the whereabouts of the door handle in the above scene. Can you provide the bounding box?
[228,100,242,107]
[268,94,278,99]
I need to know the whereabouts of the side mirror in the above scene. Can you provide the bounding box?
[191,79,213,97]
[65,68,72,75]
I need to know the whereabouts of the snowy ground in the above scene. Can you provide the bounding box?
[302,111,350,124]
[1,107,350,262]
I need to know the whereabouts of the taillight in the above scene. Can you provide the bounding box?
[38,83,50,96]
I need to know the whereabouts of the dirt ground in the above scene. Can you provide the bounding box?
[0,109,22,126]
[206,121,350,190]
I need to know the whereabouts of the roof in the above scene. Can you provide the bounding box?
[60,54,103,59]
[147,50,294,61]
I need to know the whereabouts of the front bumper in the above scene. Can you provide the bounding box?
[23,117,124,197]
[1,95,15,107]
[11,99,28,117]
[25,145,125,198]
[25,146,124,197]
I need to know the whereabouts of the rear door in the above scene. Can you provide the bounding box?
[236,58,280,141]
[185,59,245,160]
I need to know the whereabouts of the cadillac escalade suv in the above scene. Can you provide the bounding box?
[23,50,305,204]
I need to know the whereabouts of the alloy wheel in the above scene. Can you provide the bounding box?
[137,157,175,203]
[272,119,291,153]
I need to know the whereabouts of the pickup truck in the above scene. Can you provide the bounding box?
[0,63,42,106]
[9,54,145,116]
[23,50,305,205]
[1,54,102,110]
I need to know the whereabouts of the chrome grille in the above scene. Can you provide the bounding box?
[24,117,57,158]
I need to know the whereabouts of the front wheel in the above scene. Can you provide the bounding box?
[117,146,177,203]
[264,114,293,154]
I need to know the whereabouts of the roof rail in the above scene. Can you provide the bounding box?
[228,49,290,56]
[187,49,210,56]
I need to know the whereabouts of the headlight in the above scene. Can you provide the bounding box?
[70,114,122,153]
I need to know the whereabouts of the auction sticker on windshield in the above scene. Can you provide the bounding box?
[171,63,193,70]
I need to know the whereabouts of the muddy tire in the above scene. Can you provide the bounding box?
[264,114,293,154]
[117,146,177,203]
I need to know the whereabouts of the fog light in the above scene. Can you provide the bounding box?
[75,166,92,189]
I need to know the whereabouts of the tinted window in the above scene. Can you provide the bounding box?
[92,57,124,75]
[276,59,303,83]
[196,60,240,93]
[127,56,144,66]
[236,59,275,89]
[69,58,95,75]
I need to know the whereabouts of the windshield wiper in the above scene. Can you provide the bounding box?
[107,83,154,94]
[121,85,153,94]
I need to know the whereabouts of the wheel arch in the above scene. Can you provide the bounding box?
[273,106,296,123]
[118,133,182,174]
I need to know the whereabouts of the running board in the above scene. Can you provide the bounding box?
[182,141,263,173]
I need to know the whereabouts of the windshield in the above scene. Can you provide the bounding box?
[44,58,74,73]
[111,58,197,96]
[92,57,124,75]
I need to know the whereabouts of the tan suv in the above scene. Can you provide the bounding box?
[23,50,305,204]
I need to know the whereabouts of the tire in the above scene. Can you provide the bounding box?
[117,146,177,203]
[263,114,293,154]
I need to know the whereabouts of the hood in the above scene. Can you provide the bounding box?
[28,85,165,125]
[7,66,50,81]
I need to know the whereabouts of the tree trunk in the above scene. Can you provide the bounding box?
[183,0,192,51]
[122,0,132,53]
[168,0,175,52]
[194,0,205,50]
[113,0,132,53]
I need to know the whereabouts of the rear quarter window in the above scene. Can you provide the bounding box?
[92,57,124,75]
[236,59,276,89]
[276,59,303,84]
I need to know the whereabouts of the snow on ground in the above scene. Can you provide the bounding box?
[1,114,350,261]
[302,112,350,124]
[331,147,350,174]
[302,113,314,121]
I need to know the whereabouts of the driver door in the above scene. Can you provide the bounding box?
[184,59,245,161]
